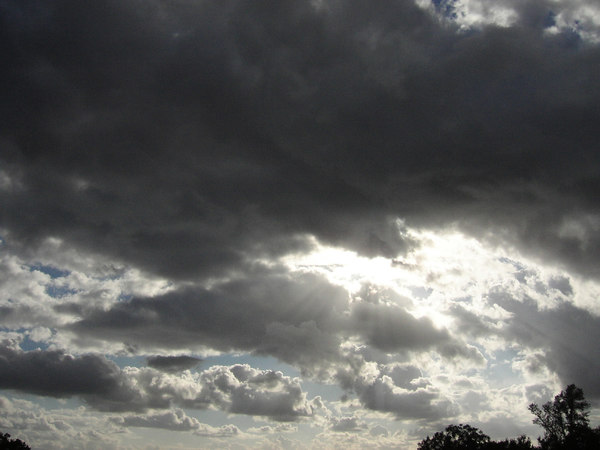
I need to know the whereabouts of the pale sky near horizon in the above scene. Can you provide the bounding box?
[1,1,600,449]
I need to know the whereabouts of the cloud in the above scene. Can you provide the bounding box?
[65,269,475,379]
[247,423,298,434]
[146,355,202,373]
[0,344,314,420]
[0,0,599,286]
[490,290,600,397]
[369,424,389,437]
[0,396,120,449]
[329,415,367,432]
[357,377,455,419]
[199,364,314,422]
[349,301,450,352]
[2,0,600,445]
[66,271,349,369]
[111,409,239,436]
[0,344,128,399]
[338,362,456,419]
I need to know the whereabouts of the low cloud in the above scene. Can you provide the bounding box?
[65,270,474,379]
[111,409,239,436]
[329,415,367,432]
[146,355,202,373]
[0,344,126,398]
[0,344,315,420]
[349,301,450,352]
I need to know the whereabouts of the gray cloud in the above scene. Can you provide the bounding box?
[65,269,473,380]
[66,271,349,371]
[448,303,497,338]
[0,0,599,284]
[146,355,202,373]
[548,275,573,296]
[111,409,239,436]
[349,301,450,352]
[329,416,367,433]
[0,343,315,420]
[355,374,456,420]
[2,0,600,442]
[0,342,128,399]
[490,291,600,397]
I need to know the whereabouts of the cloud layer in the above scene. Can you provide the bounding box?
[1,0,600,448]
[1,0,600,280]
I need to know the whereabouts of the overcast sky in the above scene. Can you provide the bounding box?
[1,0,600,448]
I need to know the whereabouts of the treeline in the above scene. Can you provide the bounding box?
[419,385,600,450]
[0,433,30,450]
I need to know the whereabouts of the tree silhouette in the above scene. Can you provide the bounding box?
[488,435,536,450]
[0,433,31,450]
[417,384,599,450]
[529,384,600,450]
[418,424,492,449]
[418,425,535,450]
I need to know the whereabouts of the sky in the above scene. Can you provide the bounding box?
[1,0,600,448]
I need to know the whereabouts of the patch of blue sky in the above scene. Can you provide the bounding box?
[28,264,70,279]
[44,284,78,298]
[498,256,524,271]
[1,327,51,351]
[432,0,458,20]
[107,354,147,369]
[543,11,557,29]
[410,285,433,299]
[20,334,51,351]
[1,391,82,410]
[117,292,132,302]
[484,348,523,387]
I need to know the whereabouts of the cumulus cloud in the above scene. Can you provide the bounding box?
[0,395,121,449]
[336,361,456,419]
[0,344,128,399]
[0,344,315,420]
[247,423,298,434]
[329,415,367,432]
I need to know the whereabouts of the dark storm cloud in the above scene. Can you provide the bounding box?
[146,355,202,373]
[0,340,125,398]
[1,0,599,282]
